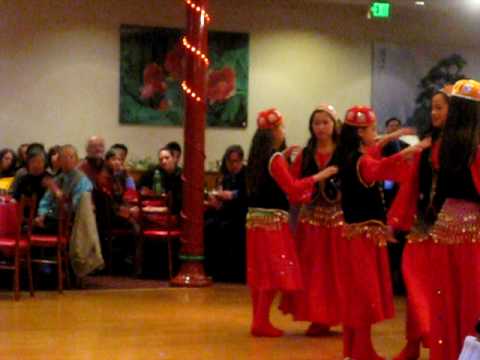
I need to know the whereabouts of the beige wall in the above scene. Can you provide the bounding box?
[0,0,476,164]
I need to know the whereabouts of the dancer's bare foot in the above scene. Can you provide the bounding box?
[251,323,284,337]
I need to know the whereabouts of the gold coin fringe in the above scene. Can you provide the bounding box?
[342,220,390,247]
[431,200,480,245]
[246,208,289,231]
[299,204,344,228]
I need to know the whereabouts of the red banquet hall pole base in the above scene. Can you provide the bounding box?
[170,0,212,287]
[170,262,212,287]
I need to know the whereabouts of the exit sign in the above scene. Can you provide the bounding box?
[370,1,391,19]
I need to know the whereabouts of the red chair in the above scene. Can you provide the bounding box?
[0,197,34,300]
[27,196,72,293]
[135,193,181,279]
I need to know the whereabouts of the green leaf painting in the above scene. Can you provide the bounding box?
[119,25,249,128]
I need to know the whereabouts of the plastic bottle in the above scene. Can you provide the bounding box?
[153,169,163,195]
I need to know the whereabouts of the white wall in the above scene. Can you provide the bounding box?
[0,0,477,164]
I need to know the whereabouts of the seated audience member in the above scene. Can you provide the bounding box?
[204,145,247,283]
[138,147,182,215]
[47,145,62,177]
[16,143,29,170]
[0,148,17,178]
[35,145,93,232]
[14,143,46,178]
[98,149,137,213]
[165,141,182,167]
[78,136,106,185]
[0,148,18,191]
[382,117,409,157]
[11,145,51,207]
[97,150,139,265]
[35,145,104,280]
[110,144,129,166]
[79,136,109,243]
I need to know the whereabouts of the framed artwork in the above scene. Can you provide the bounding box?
[120,24,249,128]
[372,42,480,132]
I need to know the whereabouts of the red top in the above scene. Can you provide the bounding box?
[358,152,406,185]
[269,153,315,204]
[388,142,480,231]
[364,143,383,160]
[289,149,333,205]
[290,149,332,179]
[290,151,302,179]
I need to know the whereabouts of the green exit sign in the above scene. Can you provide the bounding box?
[370,1,391,19]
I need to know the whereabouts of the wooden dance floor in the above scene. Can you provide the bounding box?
[0,285,428,359]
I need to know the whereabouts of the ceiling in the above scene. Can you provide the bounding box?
[282,0,480,45]
[304,0,466,5]
[301,0,480,10]
[294,0,480,20]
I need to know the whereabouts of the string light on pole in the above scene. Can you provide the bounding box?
[185,0,211,22]
[182,37,210,66]
[181,81,202,102]
[171,0,212,287]
[181,0,211,103]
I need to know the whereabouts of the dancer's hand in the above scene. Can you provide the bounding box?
[396,127,416,137]
[314,166,338,182]
[375,127,416,148]
[386,225,399,243]
[400,137,431,160]
[416,137,432,150]
[282,145,301,161]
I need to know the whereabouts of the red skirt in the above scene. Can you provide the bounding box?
[427,199,480,360]
[279,205,343,325]
[335,221,395,328]
[246,208,302,291]
[401,231,434,346]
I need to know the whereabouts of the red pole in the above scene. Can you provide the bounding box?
[170,0,212,287]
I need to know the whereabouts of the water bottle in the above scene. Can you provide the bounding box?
[153,169,163,195]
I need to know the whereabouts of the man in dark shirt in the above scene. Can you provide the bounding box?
[382,117,409,295]
[12,145,50,208]
[382,117,409,205]
[165,142,182,168]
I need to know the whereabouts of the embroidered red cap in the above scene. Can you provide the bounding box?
[257,108,284,129]
[344,106,376,127]
[316,104,338,121]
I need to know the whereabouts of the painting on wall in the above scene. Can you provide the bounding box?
[372,42,480,133]
[119,25,249,128]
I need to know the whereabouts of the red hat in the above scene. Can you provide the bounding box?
[257,108,284,129]
[315,104,338,121]
[344,106,376,127]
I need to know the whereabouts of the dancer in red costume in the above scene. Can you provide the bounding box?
[335,106,428,360]
[279,105,344,336]
[246,108,338,337]
[426,79,480,360]
[389,88,451,360]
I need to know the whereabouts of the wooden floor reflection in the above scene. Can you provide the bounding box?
[0,284,428,359]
